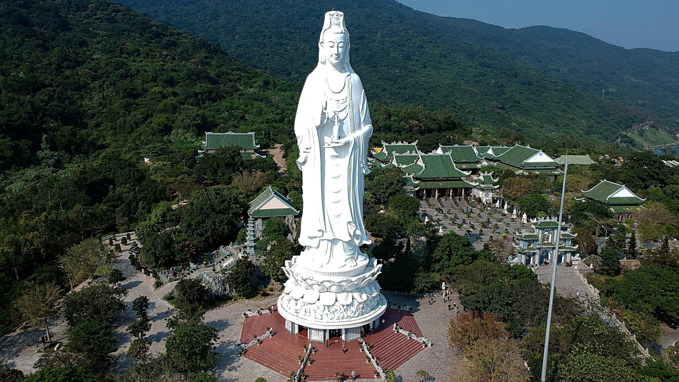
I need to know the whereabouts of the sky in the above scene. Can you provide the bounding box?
[396,0,679,52]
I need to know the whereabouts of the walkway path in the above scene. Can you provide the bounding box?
[534,263,598,299]
[267,145,288,177]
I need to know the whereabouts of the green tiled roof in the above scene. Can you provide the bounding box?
[492,145,557,168]
[518,234,539,240]
[581,180,644,205]
[417,154,469,179]
[416,180,475,189]
[608,197,646,205]
[402,163,424,175]
[534,220,559,228]
[609,205,642,214]
[248,186,298,217]
[477,173,497,185]
[477,146,510,158]
[560,232,577,239]
[403,176,419,187]
[203,132,258,150]
[372,151,389,162]
[384,144,418,155]
[455,163,482,169]
[393,154,419,167]
[555,155,596,165]
[438,145,481,163]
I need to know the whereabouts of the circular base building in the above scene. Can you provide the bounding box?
[277,255,386,342]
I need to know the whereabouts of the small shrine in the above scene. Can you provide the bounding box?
[246,186,299,256]
[513,218,578,266]
[470,172,499,205]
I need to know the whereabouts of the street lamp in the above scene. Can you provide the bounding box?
[541,163,568,381]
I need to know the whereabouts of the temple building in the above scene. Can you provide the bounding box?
[371,141,419,164]
[578,180,645,221]
[246,186,299,256]
[482,144,562,180]
[513,218,578,266]
[436,144,484,174]
[391,153,474,198]
[198,131,263,159]
[470,172,499,205]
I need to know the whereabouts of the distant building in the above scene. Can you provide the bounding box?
[198,131,263,159]
[555,155,596,166]
[482,144,561,180]
[514,218,578,266]
[578,180,645,221]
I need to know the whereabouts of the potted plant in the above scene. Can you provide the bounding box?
[374,371,379,379]
[311,345,316,353]
[303,344,307,352]
[298,355,302,364]
[365,355,370,363]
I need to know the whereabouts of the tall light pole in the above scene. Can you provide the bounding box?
[541,163,568,381]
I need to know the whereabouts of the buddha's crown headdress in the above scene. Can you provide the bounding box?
[319,10,349,42]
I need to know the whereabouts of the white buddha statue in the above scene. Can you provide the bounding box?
[295,11,372,270]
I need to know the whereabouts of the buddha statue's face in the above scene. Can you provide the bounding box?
[321,31,347,68]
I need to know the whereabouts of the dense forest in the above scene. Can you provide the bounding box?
[115,0,650,144]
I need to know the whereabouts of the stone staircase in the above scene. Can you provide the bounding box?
[370,330,425,371]
[155,280,178,299]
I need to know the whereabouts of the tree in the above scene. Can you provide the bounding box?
[431,232,478,275]
[553,353,653,382]
[128,319,152,339]
[449,312,530,382]
[416,370,430,382]
[227,258,254,296]
[67,319,119,368]
[166,320,219,372]
[193,146,244,184]
[108,268,125,284]
[59,238,114,291]
[365,213,401,238]
[608,266,679,325]
[365,167,405,206]
[180,186,247,250]
[141,231,177,268]
[627,231,638,259]
[569,200,613,230]
[261,236,299,282]
[486,238,514,263]
[516,194,549,219]
[634,200,677,242]
[388,194,420,220]
[14,282,61,342]
[572,228,597,256]
[262,218,288,241]
[599,245,621,276]
[127,337,153,362]
[62,283,127,327]
[173,278,207,316]
[132,295,150,321]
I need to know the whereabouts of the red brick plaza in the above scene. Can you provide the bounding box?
[240,307,426,381]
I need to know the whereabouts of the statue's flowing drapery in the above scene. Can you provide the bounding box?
[295,67,372,257]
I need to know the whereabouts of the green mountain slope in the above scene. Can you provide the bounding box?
[115,0,646,142]
[0,0,299,171]
[114,0,642,143]
[421,17,679,125]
